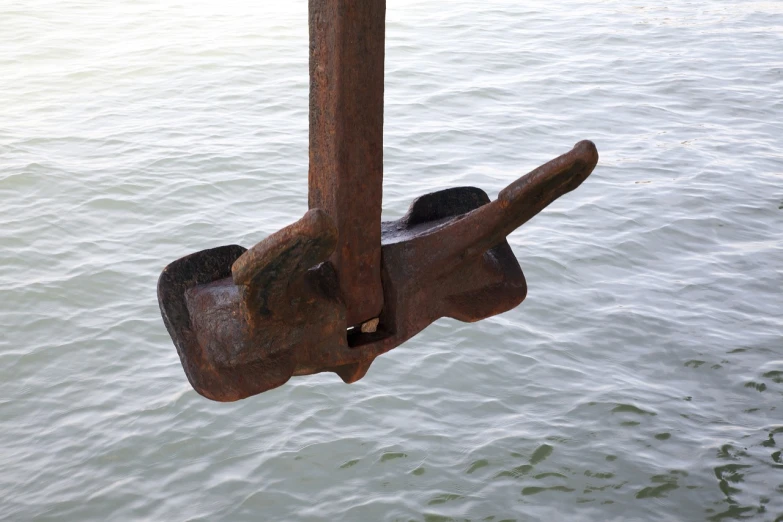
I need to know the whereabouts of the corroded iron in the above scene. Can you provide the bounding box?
[158,0,599,401]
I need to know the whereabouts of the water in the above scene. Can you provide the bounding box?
[1,0,782,520]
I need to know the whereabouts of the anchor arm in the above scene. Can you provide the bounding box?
[497,139,598,237]
[396,140,599,282]
[232,209,337,323]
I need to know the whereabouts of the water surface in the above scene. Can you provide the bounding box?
[1,0,782,520]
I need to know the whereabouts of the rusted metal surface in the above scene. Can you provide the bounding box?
[309,0,386,327]
[158,2,599,402]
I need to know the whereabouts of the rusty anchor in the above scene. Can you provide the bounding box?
[157,0,599,402]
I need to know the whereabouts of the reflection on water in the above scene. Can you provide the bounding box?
[1,0,782,520]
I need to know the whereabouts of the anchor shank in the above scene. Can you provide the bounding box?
[308,0,386,327]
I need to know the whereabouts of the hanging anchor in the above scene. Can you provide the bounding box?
[158,0,598,402]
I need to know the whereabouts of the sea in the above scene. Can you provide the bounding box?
[1,0,782,520]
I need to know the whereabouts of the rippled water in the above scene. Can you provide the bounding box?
[2,0,782,520]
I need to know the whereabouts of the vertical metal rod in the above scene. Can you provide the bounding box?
[308,0,386,327]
